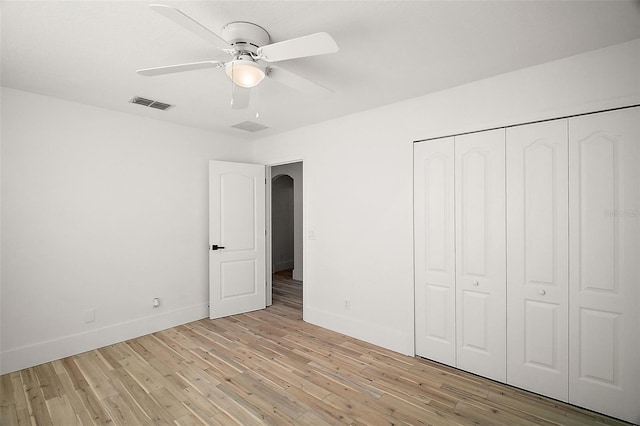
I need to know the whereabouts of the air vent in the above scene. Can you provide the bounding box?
[129,96,174,111]
[231,121,269,133]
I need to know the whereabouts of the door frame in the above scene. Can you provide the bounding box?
[265,159,305,308]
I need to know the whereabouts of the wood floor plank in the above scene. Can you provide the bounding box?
[7,372,30,426]
[45,395,81,426]
[101,393,143,426]
[33,363,65,400]
[109,367,170,424]
[173,412,208,426]
[135,335,189,372]
[1,373,15,407]
[74,386,112,424]
[149,386,190,420]
[376,393,462,426]
[1,270,634,426]
[228,371,308,423]
[60,358,89,391]
[55,366,101,425]
[20,368,54,426]
[0,403,20,426]
[162,382,224,421]
[72,354,117,401]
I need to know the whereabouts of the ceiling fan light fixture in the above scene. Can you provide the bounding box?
[225,59,265,88]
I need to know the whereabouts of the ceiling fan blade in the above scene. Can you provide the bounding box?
[257,32,338,62]
[150,4,233,53]
[231,86,251,109]
[266,66,332,96]
[137,61,222,76]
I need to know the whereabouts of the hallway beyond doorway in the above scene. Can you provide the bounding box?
[272,269,302,314]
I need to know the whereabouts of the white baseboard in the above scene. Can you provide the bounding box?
[303,305,414,357]
[292,268,302,281]
[273,260,294,272]
[0,303,208,374]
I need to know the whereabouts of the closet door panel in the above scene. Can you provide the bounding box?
[506,119,569,401]
[414,138,456,365]
[569,107,639,424]
[455,129,506,382]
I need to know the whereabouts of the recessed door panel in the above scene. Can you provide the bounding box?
[221,260,257,299]
[579,135,617,293]
[524,143,556,285]
[461,150,487,276]
[455,129,506,382]
[524,300,559,370]
[425,284,448,341]
[506,119,568,401]
[461,290,488,352]
[569,107,639,424]
[425,155,448,272]
[221,173,256,251]
[579,308,619,386]
[414,138,456,366]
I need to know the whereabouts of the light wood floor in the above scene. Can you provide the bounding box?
[0,271,632,425]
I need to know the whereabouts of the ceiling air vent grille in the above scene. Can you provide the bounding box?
[129,96,174,111]
[231,121,269,133]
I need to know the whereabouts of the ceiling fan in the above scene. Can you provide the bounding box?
[137,4,339,109]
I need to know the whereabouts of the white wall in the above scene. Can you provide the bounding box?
[251,39,640,356]
[0,88,252,373]
[2,39,638,374]
[271,162,303,281]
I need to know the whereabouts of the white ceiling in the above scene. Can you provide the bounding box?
[2,1,639,140]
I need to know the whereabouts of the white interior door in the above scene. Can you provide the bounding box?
[455,129,506,383]
[568,107,640,424]
[414,138,456,366]
[209,160,266,319]
[506,119,569,401]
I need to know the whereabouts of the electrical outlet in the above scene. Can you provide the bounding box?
[83,309,95,324]
[344,300,350,310]
[153,297,160,308]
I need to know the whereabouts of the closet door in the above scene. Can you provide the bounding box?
[414,138,456,365]
[506,120,569,401]
[568,107,639,424]
[455,129,506,382]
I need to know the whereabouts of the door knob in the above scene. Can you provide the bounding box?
[473,281,479,287]
[538,289,546,296]
[211,244,225,250]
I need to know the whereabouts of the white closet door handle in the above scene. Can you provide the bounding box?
[473,281,479,287]
[538,289,546,296]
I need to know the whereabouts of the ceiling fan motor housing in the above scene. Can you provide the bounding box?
[221,22,271,55]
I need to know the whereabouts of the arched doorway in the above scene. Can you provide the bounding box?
[268,161,303,313]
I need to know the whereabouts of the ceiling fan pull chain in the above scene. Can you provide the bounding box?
[230,63,236,108]
[255,85,260,119]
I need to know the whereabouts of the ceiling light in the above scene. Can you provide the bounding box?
[225,59,265,88]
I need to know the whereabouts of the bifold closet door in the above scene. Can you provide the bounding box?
[506,119,569,401]
[414,138,456,365]
[568,107,639,424]
[455,129,506,382]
